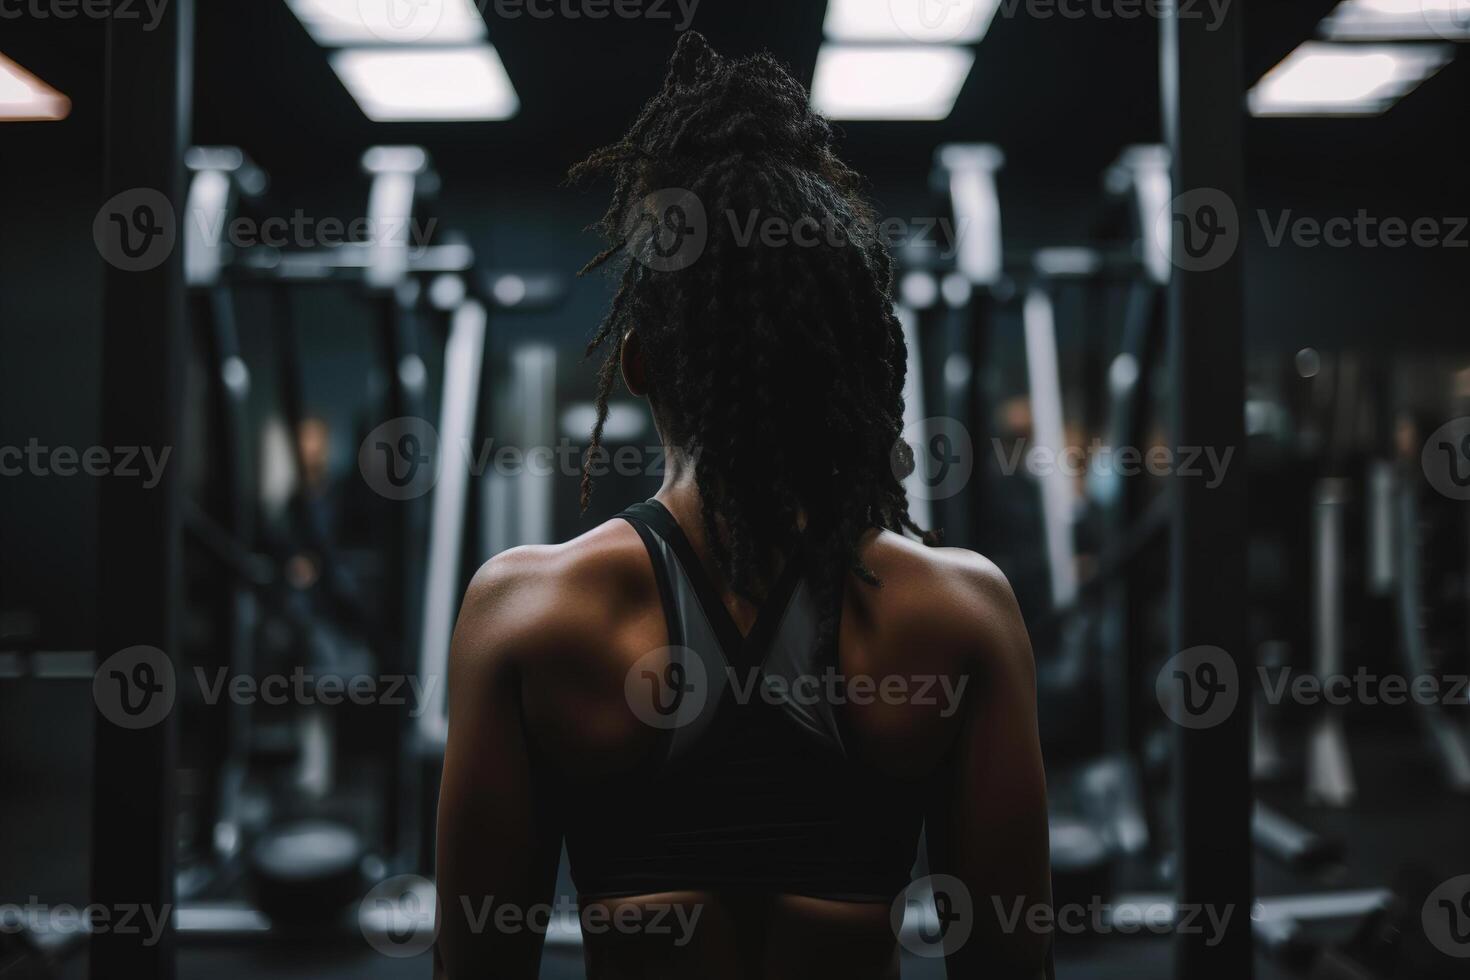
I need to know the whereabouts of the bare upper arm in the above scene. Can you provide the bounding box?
[434,547,570,979]
[434,524,654,978]
[915,549,1053,979]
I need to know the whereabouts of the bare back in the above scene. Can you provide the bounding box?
[434,490,1052,979]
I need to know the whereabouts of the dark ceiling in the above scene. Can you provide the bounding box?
[7,1,1470,192]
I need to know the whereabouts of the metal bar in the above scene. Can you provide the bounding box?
[938,301,974,546]
[1395,477,1470,790]
[378,291,430,871]
[418,299,489,749]
[1307,479,1356,806]
[230,242,475,281]
[894,305,934,531]
[92,3,193,979]
[1160,1,1252,977]
[1252,803,1341,870]
[1022,287,1078,608]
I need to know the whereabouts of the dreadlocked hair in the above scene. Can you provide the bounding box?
[570,30,937,651]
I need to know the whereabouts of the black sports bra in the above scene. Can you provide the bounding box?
[552,500,926,902]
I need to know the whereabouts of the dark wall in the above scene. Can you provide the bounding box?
[0,15,107,648]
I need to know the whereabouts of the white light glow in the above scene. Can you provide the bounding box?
[0,53,70,122]
[1322,0,1470,40]
[811,45,974,121]
[330,46,519,121]
[288,0,488,45]
[1248,41,1453,116]
[560,402,647,442]
[823,0,1001,43]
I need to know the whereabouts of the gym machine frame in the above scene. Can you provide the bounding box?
[171,144,495,940]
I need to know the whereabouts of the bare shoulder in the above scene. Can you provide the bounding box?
[851,529,1032,675]
[451,517,655,673]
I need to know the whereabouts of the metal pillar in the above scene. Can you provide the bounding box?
[1161,0,1253,977]
[92,2,193,978]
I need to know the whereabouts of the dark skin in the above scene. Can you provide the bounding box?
[434,333,1054,979]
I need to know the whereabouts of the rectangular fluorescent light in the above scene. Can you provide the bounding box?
[811,44,974,120]
[0,52,70,121]
[1248,41,1453,116]
[824,0,1001,43]
[1321,0,1470,41]
[288,0,487,45]
[330,46,519,121]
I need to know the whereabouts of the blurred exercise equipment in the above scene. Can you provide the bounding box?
[169,144,492,934]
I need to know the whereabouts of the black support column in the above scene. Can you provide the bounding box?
[92,3,192,979]
[1161,1,1253,979]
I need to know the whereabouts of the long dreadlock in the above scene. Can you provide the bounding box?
[570,30,937,649]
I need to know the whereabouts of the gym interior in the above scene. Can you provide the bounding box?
[3,1,1470,978]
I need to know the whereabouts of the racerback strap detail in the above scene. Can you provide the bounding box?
[754,578,846,755]
[616,500,846,759]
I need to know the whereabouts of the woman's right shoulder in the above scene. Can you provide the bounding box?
[452,517,659,671]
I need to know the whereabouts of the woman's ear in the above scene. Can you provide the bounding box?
[621,329,649,397]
